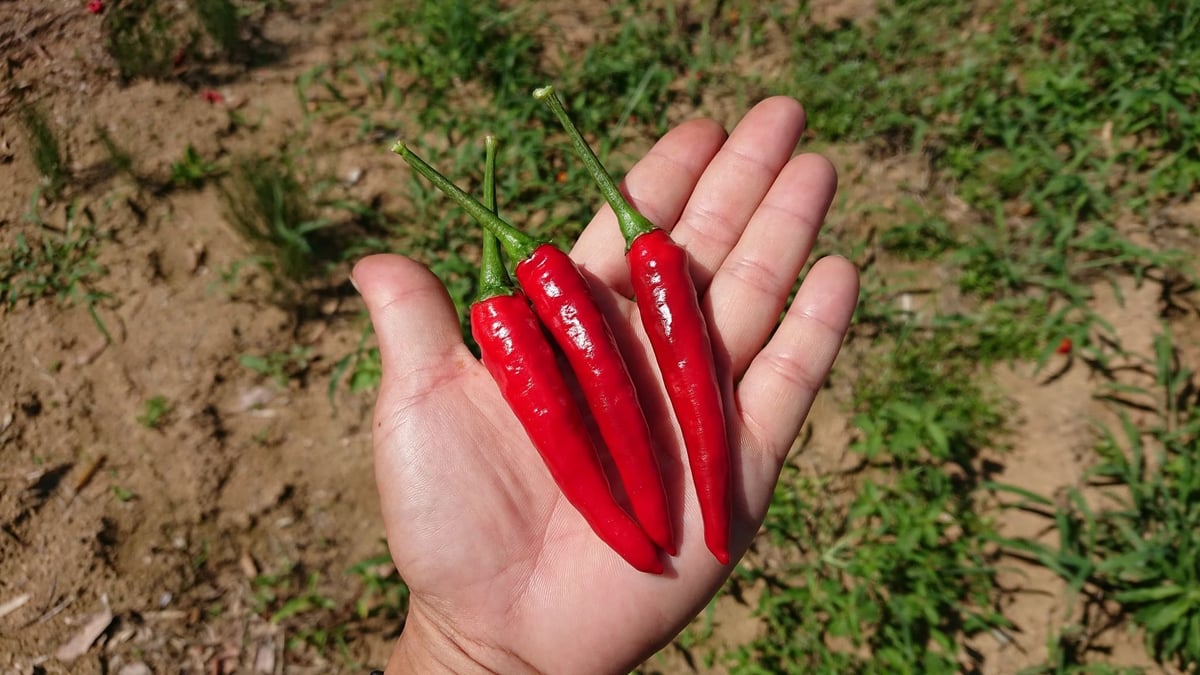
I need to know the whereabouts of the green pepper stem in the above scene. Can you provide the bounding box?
[534,85,656,247]
[477,136,512,301]
[392,140,539,261]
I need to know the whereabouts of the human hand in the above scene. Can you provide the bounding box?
[352,96,859,674]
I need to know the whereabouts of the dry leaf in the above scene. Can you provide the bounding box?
[254,640,276,674]
[55,596,113,662]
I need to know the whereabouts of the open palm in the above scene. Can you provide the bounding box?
[353,96,859,674]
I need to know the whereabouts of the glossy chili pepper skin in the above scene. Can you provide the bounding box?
[472,292,664,574]
[534,86,733,564]
[628,229,731,564]
[515,244,676,555]
[394,139,673,564]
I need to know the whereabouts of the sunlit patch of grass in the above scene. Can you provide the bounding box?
[998,330,1200,668]
[730,328,1009,673]
[2,198,110,338]
[169,144,223,188]
[137,395,172,429]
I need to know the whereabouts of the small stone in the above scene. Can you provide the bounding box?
[235,386,274,412]
[118,664,153,675]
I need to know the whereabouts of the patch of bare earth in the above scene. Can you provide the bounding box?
[1,2,400,671]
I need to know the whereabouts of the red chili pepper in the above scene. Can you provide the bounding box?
[414,137,664,573]
[536,86,732,564]
[397,138,674,555]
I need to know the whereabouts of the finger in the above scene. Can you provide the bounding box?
[352,254,473,400]
[568,118,727,296]
[708,153,838,378]
[671,96,807,290]
[736,256,858,460]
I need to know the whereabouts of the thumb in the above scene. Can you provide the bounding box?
[352,254,471,400]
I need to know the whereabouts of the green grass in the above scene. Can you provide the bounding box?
[102,0,181,81]
[170,144,223,188]
[244,550,408,666]
[20,105,68,201]
[239,345,312,388]
[102,0,281,81]
[727,328,1009,673]
[330,322,382,402]
[194,0,244,56]
[218,155,339,299]
[999,330,1200,667]
[1,199,110,338]
[137,395,172,429]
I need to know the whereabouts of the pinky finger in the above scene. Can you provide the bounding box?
[736,256,859,462]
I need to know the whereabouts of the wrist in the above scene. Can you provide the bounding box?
[386,602,540,675]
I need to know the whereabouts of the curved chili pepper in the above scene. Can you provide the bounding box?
[397,138,674,555]
[535,86,732,564]
[411,137,664,573]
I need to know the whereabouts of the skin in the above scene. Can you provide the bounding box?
[352,96,860,674]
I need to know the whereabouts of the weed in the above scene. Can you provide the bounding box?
[239,345,312,388]
[557,4,693,136]
[102,0,182,81]
[170,145,222,188]
[733,328,1009,672]
[348,552,409,621]
[192,540,210,570]
[194,0,244,56]
[270,571,335,623]
[330,322,382,401]
[878,216,958,262]
[2,198,110,338]
[372,0,542,114]
[218,155,337,293]
[253,561,335,622]
[111,485,136,502]
[19,105,68,201]
[997,330,1200,667]
[137,395,172,428]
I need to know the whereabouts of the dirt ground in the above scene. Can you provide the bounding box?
[2,1,1197,673]
[2,2,392,671]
